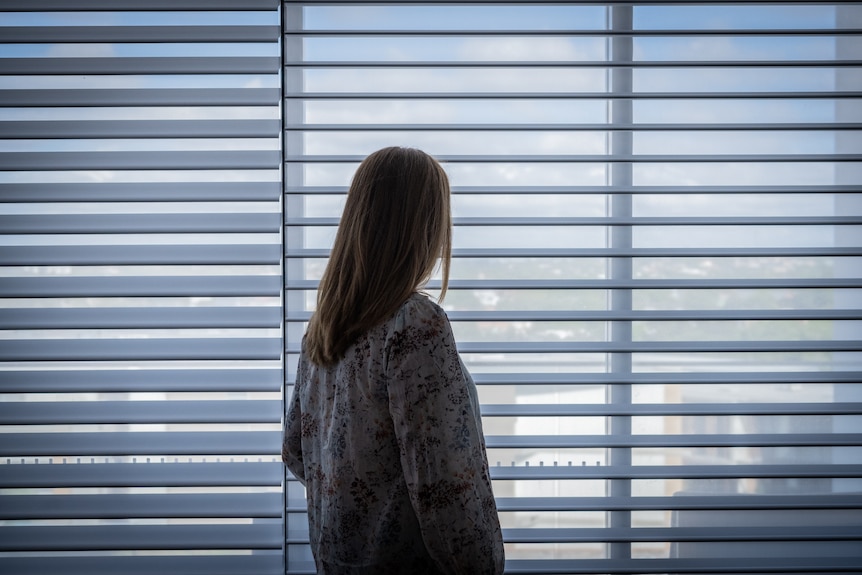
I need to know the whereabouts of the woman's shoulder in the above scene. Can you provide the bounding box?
[380,292,450,340]
[395,292,447,325]
[383,293,453,364]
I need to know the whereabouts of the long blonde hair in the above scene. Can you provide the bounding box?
[305,146,452,366]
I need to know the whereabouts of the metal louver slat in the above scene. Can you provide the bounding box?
[286,153,861,162]
[1,120,281,139]
[291,90,862,99]
[3,245,282,266]
[5,461,859,488]
[501,526,862,543]
[467,371,862,386]
[0,369,283,393]
[1,213,282,233]
[285,184,861,195]
[6,430,858,457]
[486,465,862,481]
[0,182,282,202]
[500,557,862,574]
[0,462,282,488]
[277,526,862,545]
[0,338,282,362]
[0,524,283,551]
[287,215,862,225]
[286,276,862,289]
[493,494,862,512]
[0,307,282,329]
[5,398,862,422]
[289,28,859,37]
[1,400,281,424]
[286,248,862,259]
[483,433,862,449]
[1,432,282,456]
[455,340,862,353]
[479,403,862,417]
[0,493,283,519]
[285,340,862,355]
[0,57,281,75]
[286,59,862,68]
[0,556,284,575]
[288,309,862,321]
[291,370,862,387]
[5,0,279,9]
[0,151,281,171]
[0,276,283,298]
[4,26,280,43]
[277,557,862,575]
[0,88,281,107]
[445,309,862,320]
[289,122,862,131]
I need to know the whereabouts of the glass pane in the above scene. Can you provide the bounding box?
[0,4,284,567]
[283,2,862,570]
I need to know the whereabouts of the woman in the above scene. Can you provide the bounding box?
[283,147,505,574]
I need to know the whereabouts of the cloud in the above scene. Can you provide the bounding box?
[46,43,116,58]
[634,162,836,187]
[457,36,602,61]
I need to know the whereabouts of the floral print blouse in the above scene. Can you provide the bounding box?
[283,293,505,575]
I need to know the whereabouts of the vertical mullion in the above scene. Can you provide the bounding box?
[282,3,308,571]
[607,3,634,562]
[833,4,862,494]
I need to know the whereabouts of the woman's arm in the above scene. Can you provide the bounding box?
[282,361,306,486]
[386,297,505,575]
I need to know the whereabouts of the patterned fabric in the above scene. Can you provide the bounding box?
[283,293,505,575]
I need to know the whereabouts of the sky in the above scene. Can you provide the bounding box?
[1,4,859,546]
[1,4,858,305]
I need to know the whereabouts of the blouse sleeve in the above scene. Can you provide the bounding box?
[282,358,306,486]
[385,298,505,575]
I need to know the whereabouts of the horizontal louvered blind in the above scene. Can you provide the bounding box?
[0,2,284,574]
[283,1,862,573]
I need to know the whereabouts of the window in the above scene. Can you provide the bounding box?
[0,1,284,573]
[2,2,859,574]
[283,1,862,573]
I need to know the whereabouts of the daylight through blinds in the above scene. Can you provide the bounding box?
[283,2,862,573]
[0,2,284,574]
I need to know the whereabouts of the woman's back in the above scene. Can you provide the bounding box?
[284,293,504,574]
